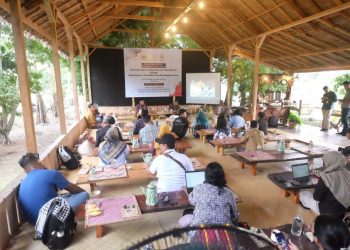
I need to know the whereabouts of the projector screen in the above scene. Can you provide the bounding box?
[186,73,221,104]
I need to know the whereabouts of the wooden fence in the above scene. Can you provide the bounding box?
[0,118,86,250]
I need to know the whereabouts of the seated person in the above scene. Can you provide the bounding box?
[99,127,129,167]
[171,109,189,139]
[133,109,149,135]
[149,134,193,192]
[228,109,245,129]
[194,110,209,130]
[18,153,89,225]
[239,120,265,151]
[95,116,122,147]
[300,151,350,219]
[139,115,159,144]
[338,128,350,156]
[85,103,98,129]
[135,99,148,115]
[179,162,239,228]
[154,121,179,150]
[169,99,180,112]
[213,114,231,140]
[288,214,350,250]
[257,111,268,135]
[215,100,226,115]
[78,136,96,156]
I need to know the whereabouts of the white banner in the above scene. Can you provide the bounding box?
[124,48,182,97]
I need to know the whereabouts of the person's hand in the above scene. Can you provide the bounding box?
[288,239,299,250]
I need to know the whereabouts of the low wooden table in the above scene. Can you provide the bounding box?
[291,145,331,159]
[196,129,216,143]
[129,144,151,153]
[210,138,242,155]
[232,150,309,176]
[267,171,318,203]
[175,139,193,153]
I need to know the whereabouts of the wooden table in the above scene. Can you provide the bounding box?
[267,171,318,203]
[175,139,193,153]
[210,137,242,155]
[265,134,294,142]
[291,145,331,159]
[196,129,216,143]
[129,144,151,153]
[232,150,309,176]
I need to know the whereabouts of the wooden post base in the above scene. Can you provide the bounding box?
[90,183,96,192]
[250,164,257,176]
[96,225,103,238]
[240,161,245,169]
[280,189,300,204]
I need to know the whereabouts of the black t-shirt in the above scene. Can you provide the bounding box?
[313,178,347,219]
[171,117,189,138]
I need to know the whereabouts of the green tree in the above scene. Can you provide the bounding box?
[333,73,350,96]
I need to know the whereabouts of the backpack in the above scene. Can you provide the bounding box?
[57,146,81,170]
[268,115,279,128]
[41,200,77,249]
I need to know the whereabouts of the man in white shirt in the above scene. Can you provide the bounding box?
[149,134,194,192]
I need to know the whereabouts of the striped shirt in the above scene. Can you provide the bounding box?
[140,124,159,144]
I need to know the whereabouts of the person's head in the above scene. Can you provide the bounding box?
[179,109,187,118]
[104,116,115,126]
[155,134,176,153]
[322,151,346,172]
[342,81,350,90]
[143,115,152,124]
[88,103,97,112]
[216,115,228,130]
[250,120,258,129]
[141,109,149,118]
[104,127,120,142]
[205,162,227,188]
[313,214,350,250]
[258,112,265,120]
[233,109,242,116]
[173,99,178,105]
[18,153,46,172]
[347,128,350,140]
[323,86,329,93]
[139,100,145,106]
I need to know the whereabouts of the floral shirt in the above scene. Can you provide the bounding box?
[189,183,239,226]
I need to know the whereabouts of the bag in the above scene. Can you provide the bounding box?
[268,116,278,128]
[57,146,81,170]
[41,201,77,249]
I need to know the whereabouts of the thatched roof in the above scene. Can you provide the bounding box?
[1,0,350,72]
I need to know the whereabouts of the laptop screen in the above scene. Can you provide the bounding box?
[186,171,205,189]
[292,164,309,179]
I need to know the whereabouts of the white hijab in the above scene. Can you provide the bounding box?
[321,151,350,208]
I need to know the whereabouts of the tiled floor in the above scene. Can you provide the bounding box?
[8,124,347,250]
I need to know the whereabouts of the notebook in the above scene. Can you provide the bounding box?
[185,170,206,193]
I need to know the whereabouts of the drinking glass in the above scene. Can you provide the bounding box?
[91,189,101,207]
[291,216,303,236]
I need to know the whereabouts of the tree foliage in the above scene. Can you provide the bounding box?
[333,73,350,96]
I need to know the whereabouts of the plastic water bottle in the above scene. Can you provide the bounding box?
[291,216,303,236]
[277,140,285,153]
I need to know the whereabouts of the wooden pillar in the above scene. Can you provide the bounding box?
[65,25,80,121]
[251,36,266,120]
[85,45,92,103]
[44,0,67,134]
[77,38,87,111]
[210,49,215,71]
[226,45,235,107]
[150,9,154,48]
[9,0,37,152]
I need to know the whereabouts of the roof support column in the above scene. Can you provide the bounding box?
[77,38,87,111]
[85,45,92,103]
[65,26,80,121]
[210,49,215,72]
[44,0,67,134]
[9,0,37,152]
[226,45,235,107]
[252,35,266,119]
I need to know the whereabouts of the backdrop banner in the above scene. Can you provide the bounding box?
[124,48,182,97]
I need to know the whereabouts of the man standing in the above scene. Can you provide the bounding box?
[338,81,350,136]
[321,86,337,132]
[18,153,89,225]
[149,134,193,192]
[171,109,189,139]
[139,115,159,144]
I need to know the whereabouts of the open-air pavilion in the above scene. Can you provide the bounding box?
[1,0,350,249]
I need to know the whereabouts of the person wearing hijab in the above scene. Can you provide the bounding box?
[194,110,209,129]
[299,151,350,218]
[98,127,129,167]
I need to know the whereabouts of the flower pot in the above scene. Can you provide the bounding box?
[289,121,297,129]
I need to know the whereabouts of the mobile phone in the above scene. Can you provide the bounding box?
[273,231,290,250]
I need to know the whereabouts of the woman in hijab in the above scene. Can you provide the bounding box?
[195,110,209,129]
[98,127,129,167]
[300,151,350,218]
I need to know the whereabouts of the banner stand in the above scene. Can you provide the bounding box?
[132,97,135,108]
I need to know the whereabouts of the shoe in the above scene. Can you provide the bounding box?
[337,132,343,135]
[320,129,327,132]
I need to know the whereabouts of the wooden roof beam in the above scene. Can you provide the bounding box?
[68,2,107,25]
[235,1,350,44]
[79,0,98,38]
[105,14,173,22]
[101,0,187,9]
[293,64,350,73]
[111,28,149,33]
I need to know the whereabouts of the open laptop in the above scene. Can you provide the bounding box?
[292,163,310,185]
[185,170,206,193]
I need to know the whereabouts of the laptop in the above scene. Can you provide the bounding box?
[185,170,206,193]
[292,163,310,185]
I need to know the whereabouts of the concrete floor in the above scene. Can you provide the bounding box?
[7,124,348,250]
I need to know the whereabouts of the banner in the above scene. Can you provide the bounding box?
[124,48,182,97]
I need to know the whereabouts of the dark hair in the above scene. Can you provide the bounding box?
[107,116,115,125]
[88,103,94,109]
[141,109,149,118]
[258,112,265,120]
[250,120,258,128]
[178,109,186,115]
[143,115,151,123]
[323,86,328,90]
[18,153,39,169]
[314,214,350,250]
[233,109,242,116]
[342,81,350,85]
[216,115,228,130]
[205,162,227,188]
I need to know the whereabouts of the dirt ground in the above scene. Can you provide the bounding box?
[0,107,76,191]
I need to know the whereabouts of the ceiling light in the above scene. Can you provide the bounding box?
[183,17,188,23]
[198,1,205,9]
[164,33,170,38]
[171,26,177,32]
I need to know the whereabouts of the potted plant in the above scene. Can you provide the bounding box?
[288,111,302,129]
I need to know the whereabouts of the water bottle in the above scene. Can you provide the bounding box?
[291,216,303,236]
[277,140,285,153]
[308,140,314,152]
